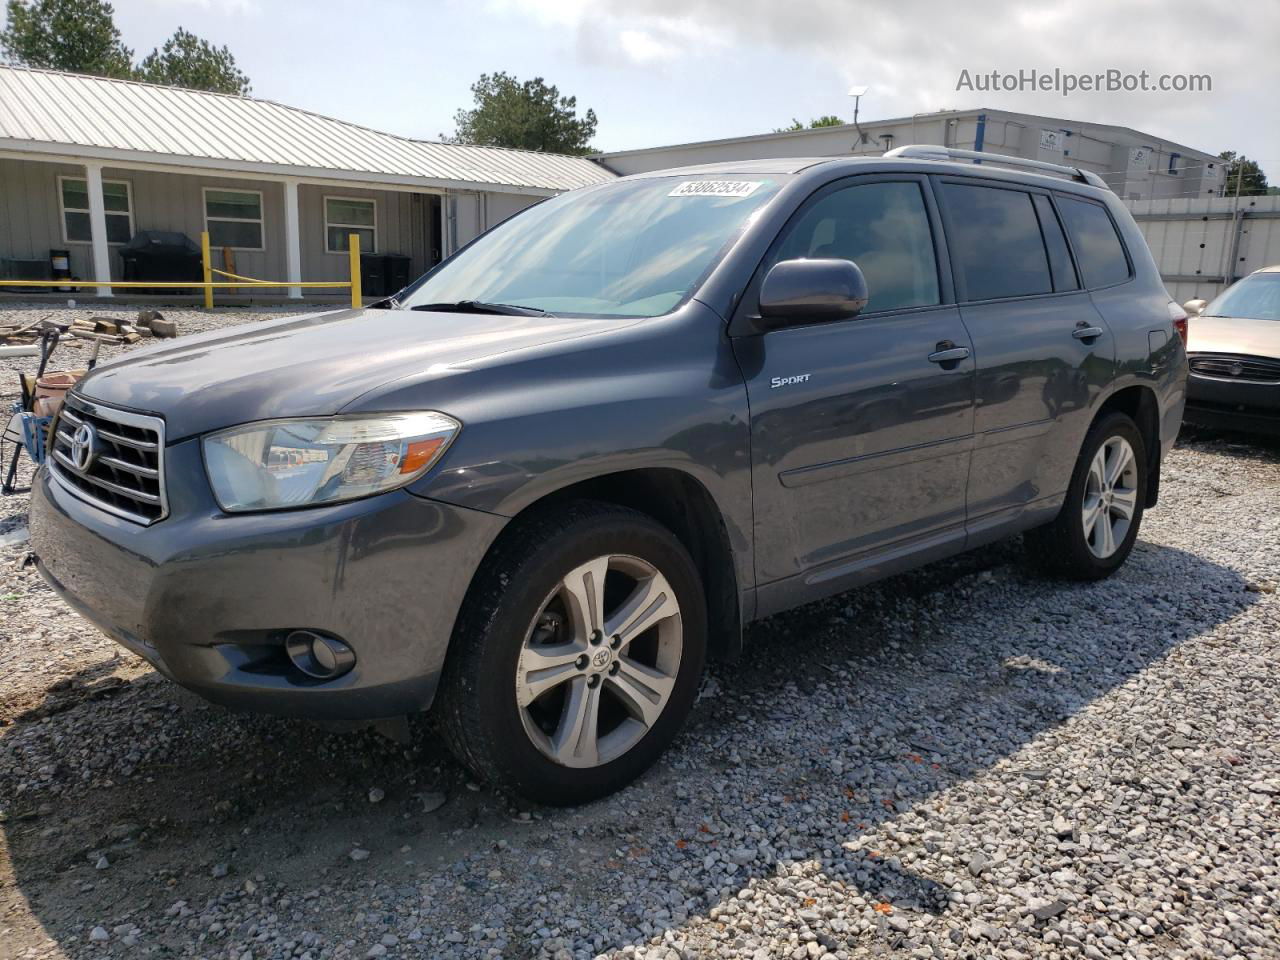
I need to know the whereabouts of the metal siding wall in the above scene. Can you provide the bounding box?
[453,192,482,247]
[597,111,1218,199]
[93,167,287,286]
[298,183,423,282]
[485,192,541,226]
[1,156,111,280]
[1128,195,1280,302]
[409,193,428,277]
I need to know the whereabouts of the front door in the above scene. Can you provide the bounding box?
[733,176,976,607]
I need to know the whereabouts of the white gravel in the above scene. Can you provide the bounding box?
[1,304,1279,960]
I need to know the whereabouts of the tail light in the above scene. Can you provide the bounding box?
[1167,301,1188,346]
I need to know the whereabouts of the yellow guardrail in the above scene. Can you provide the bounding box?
[0,232,364,310]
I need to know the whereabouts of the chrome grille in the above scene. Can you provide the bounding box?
[48,395,167,524]
[1188,353,1280,383]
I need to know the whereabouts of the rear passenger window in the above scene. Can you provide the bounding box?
[1033,194,1079,292]
[1056,196,1131,288]
[770,181,940,312]
[941,183,1052,301]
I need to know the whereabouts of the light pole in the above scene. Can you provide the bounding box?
[847,85,869,152]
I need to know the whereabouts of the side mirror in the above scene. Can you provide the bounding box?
[1182,298,1207,317]
[757,258,869,330]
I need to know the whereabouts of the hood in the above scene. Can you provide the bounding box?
[1187,314,1280,358]
[76,307,634,441]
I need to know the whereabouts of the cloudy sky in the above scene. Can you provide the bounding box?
[92,0,1280,180]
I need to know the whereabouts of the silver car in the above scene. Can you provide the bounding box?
[1183,266,1280,436]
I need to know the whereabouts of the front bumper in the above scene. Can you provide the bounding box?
[1185,373,1280,436]
[29,438,507,720]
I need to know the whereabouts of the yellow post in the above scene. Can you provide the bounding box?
[200,231,214,310]
[348,232,361,309]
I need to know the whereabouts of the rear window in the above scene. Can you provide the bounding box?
[1056,196,1131,288]
[941,183,1052,301]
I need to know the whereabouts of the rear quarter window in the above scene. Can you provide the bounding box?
[1032,194,1079,292]
[1056,195,1131,288]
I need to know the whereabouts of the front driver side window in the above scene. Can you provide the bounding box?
[769,181,941,313]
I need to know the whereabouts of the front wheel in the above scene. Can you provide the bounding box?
[1025,412,1147,580]
[435,502,707,805]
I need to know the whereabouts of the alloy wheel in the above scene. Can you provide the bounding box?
[1082,436,1139,559]
[515,554,683,768]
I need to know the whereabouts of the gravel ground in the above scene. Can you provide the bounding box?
[2,305,1279,960]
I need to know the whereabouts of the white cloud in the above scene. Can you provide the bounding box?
[618,29,676,63]
[135,0,260,14]
[486,0,593,27]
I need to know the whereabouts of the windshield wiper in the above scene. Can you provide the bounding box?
[408,300,553,317]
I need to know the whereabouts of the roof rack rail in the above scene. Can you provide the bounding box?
[883,144,1110,190]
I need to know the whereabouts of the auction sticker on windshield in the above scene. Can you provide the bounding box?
[668,180,764,198]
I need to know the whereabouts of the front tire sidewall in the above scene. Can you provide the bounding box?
[455,511,706,805]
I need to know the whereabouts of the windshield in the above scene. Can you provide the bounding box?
[1203,273,1280,322]
[399,175,787,318]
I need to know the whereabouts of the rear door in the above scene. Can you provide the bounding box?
[733,175,976,602]
[936,178,1116,538]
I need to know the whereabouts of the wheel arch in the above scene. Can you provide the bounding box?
[1093,383,1162,507]
[466,467,744,661]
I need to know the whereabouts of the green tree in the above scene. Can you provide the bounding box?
[1218,151,1269,196]
[448,72,597,154]
[773,115,845,133]
[0,0,133,78]
[137,27,250,95]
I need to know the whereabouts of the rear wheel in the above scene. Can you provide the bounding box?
[435,502,706,805]
[1026,412,1146,580]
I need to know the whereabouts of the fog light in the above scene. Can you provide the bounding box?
[285,630,356,680]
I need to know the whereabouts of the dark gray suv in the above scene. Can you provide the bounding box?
[29,147,1188,804]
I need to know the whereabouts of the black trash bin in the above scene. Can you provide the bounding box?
[358,253,413,300]
[383,253,412,296]
[119,231,203,294]
[359,253,388,299]
[1,256,52,293]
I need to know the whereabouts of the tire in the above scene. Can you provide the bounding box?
[1025,412,1147,580]
[435,501,707,805]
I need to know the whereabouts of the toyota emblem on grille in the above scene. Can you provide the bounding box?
[1228,361,1244,377]
[69,421,98,472]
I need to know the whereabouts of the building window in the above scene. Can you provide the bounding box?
[324,196,376,254]
[204,188,264,250]
[59,176,133,245]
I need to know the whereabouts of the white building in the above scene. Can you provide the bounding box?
[0,65,612,299]
[596,107,1222,202]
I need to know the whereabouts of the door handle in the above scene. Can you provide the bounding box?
[1072,325,1105,341]
[928,345,971,364]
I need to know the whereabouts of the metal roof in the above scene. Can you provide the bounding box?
[0,66,614,194]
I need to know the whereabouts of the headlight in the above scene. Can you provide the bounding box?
[203,412,459,512]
